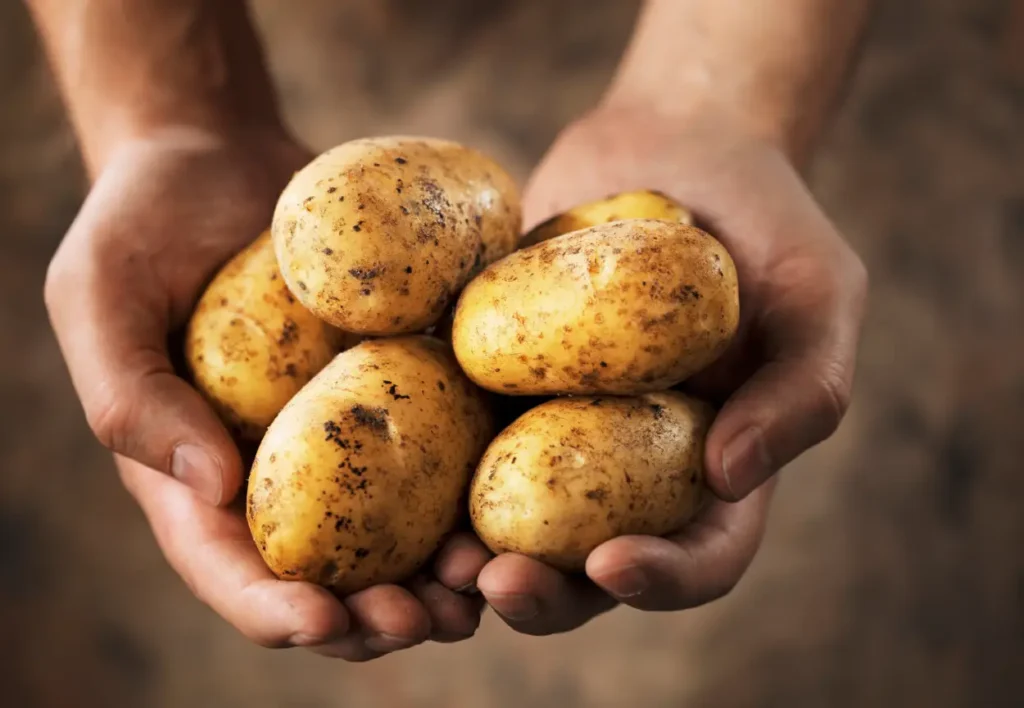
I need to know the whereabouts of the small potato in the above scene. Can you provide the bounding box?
[272,136,522,335]
[247,336,494,595]
[185,231,355,443]
[452,219,739,395]
[470,391,713,571]
[521,189,694,247]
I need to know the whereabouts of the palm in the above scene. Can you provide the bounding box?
[48,132,493,660]
[475,109,865,634]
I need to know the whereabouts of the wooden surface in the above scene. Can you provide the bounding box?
[1,1,1022,706]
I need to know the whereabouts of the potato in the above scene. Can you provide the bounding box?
[247,336,494,595]
[470,391,712,571]
[452,219,739,395]
[272,136,522,335]
[521,189,694,247]
[184,230,355,443]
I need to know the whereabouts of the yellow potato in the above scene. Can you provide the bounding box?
[521,189,694,247]
[452,219,739,395]
[272,136,522,335]
[470,391,713,571]
[185,231,355,443]
[247,336,494,595]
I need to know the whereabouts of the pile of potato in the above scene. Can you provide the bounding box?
[185,136,739,593]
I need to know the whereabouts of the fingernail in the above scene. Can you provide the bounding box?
[454,582,479,595]
[364,633,416,653]
[488,593,539,621]
[171,444,223,505]
[597,566,649,598]
[721,427,772,500]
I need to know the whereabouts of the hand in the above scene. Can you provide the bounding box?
[45,127,489,659]
[476,105,867,634]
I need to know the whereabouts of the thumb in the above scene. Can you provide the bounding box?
[705,355,852,501]
[45,230,242,506]
[704,271,866,501]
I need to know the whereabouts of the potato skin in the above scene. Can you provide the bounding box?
[247,336,494,595]
[452,219,740,395]
[272,136,522,335]
[184,230,355,442]
[470,391,713,571]
[521,189,694,248]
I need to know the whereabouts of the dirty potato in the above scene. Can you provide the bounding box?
[184,230,355,443]
[521,189,694,247]
[470,391,713,571]
[272,136,522,335]
[452,219,740,395]
[247,336,494,595]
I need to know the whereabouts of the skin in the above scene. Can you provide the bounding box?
[30,0,871,652]
[29,0,487,661]
[475,0,872,634]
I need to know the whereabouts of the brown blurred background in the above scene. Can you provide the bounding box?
[2,1,1023,706]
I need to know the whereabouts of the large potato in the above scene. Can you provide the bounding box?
[470,391,713,571]
[272,136,522,335]
[452,219,739,395]
[247,336,494,595]
[185,230,355,443]
[521,189,694,247]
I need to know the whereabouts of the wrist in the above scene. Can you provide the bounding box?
[588,94,800,166]
[29,0,286,178]
[598,85,807,167]
[89,119,304,178]
[80,108,293,180]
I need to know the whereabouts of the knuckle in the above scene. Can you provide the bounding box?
[42,252,72,316]
[845,249,870,301]
[84,384,137,455]
[229,584,299,650]
[180,573,208,609]
[813,361,853,434]
[701,577,740,606]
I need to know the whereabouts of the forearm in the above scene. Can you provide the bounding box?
[605,0,875,164]
[26,0,283,176]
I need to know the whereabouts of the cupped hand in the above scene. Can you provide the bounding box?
[45,127,489,659]
[476,105,867,634]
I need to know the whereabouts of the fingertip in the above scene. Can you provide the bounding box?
[278,582,352,647]
[477,554,551,622]
[160,374,246,506]
[586,536,671,603]
[477,553,550,598]
[704,404,772,501]
[344,585,432,647]
[480,554,619,633]
[434,532,491,592]
[585,536,639,579]
[236,579,349,648]
[189,399,247,507]
[719,426,773,501]
[409,576,484,641]
[170,442,227,506]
